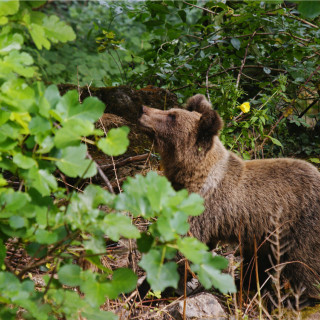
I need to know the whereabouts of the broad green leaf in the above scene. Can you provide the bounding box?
[191,253,236,293]
[81,184,115,208]
[54,119,95,148]
[43,15,76,43]
[13,153,37,169]
[0,1,19,16]
[0,190,30,212]
[116,176,153,217]
[55,144,97,178]
[1,79,34,110]
[44,84,61,108]
[9,216,26,229]
[28,23,50,50]
[177,193,204,216]
[310,158,320,164]
[101,213,140,241]
[139,249,179,291]
[0,33,23,54]
[0,50,35,78]
[297,1,320,19]
[58,264,82,287]
[35,229,59,245]
[36,135,54,154]
[97,126,130,156]
[55,91,105,123]
[103,268,137,299]
[145,171,174,212]
[29,116,52,135]
[137,232,154,253]
[23,168,57,196]
[157,210,189,241]
[80,271,109,307]
[177,237,208,264]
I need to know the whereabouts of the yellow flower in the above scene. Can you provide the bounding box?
[239,102,250,113]
[283,107,293,118]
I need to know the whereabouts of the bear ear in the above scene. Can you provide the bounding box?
[197,109,223,146]
[186,94,212,114]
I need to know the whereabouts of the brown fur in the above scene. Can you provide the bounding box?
[139,95,320,298]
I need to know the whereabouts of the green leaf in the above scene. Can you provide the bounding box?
[58,264,82,287]
[266,135,283,148]
[137,232,154,253]
[1,79,35,111]
[13,153,37,169]
[54,119,95,148]
[80,271,109,307]
[81,184,115,208]
[157,210,189,241]
[28,23,51,50]
[9,216,26,229]
[29,116,51,135]
[145,171,174,212]
[309,158,320,164]
[297,1,320,19]
[43,15,76,43]
[101,213,140,241]
[0,0,19,16]
[177,193,204,216]
[103,268,137,299]
[55,144,97,178]
[23,168,57,196]
[231,38,241,50]
[0,33,23,54]
[139,249,179,291]
[55,91,105,123]
[0,190,30,212]
[177,237,208,264]
[35,229,59,245]
[0,51,35,78]
[191,253,236,293]
[44,84,61,108]
[98,126,130,156]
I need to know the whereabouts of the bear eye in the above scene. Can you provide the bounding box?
[168,113,176,121]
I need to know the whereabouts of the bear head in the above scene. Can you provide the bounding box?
[138,94,223,165]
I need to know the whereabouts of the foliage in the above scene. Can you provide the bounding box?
[29,1,320,160]
[0,1,236,319]
[124,0,320,159]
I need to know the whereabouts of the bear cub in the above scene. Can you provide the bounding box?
[139,94,320,298]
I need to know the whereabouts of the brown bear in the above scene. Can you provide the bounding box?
[139,94,320,299]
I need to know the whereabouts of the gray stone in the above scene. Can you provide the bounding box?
[168,292,228,320]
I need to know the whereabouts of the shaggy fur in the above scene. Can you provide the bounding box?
[139,95,320,298]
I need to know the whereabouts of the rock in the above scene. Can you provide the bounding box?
[167,292,228,320]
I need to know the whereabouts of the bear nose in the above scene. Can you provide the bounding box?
[142,105,148,113]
